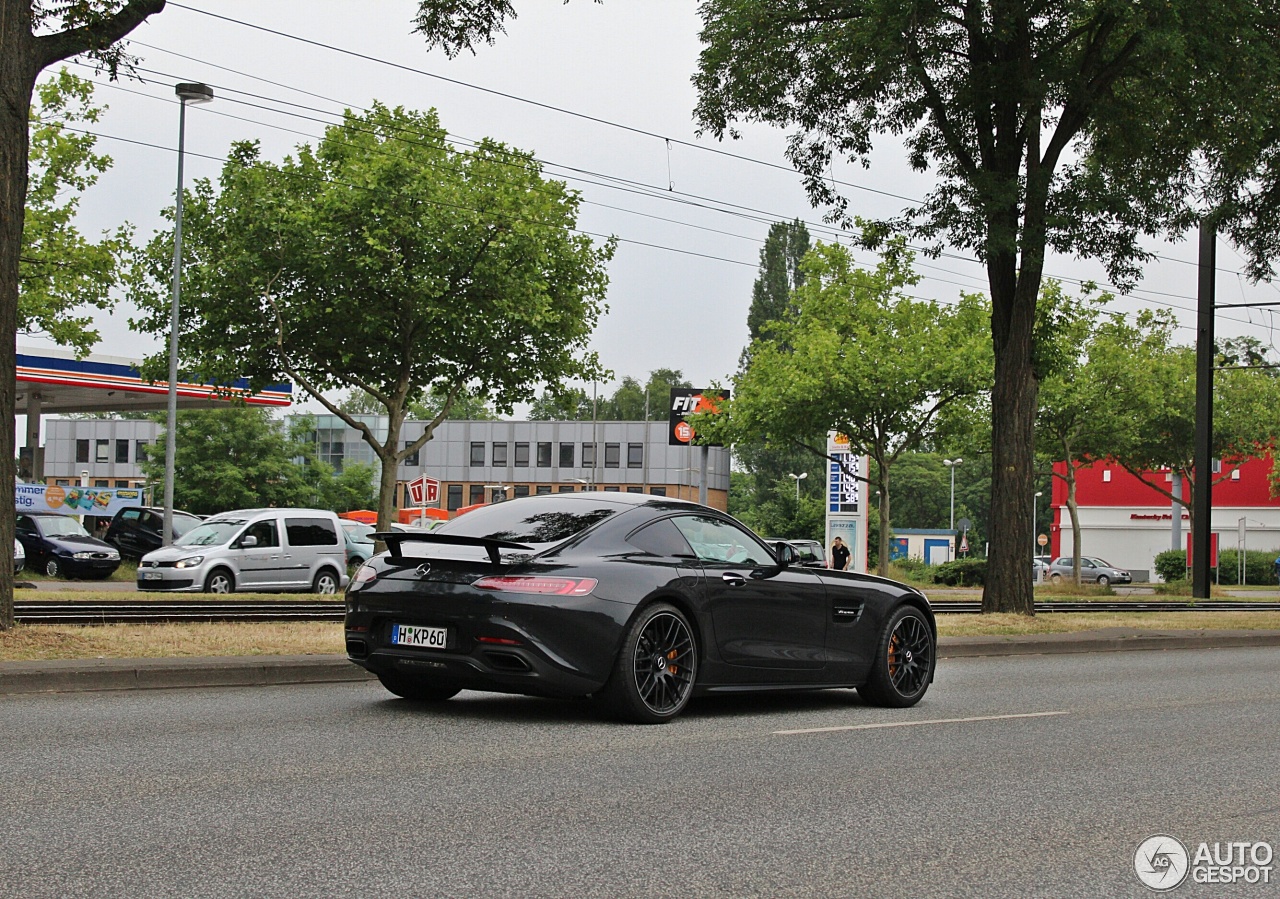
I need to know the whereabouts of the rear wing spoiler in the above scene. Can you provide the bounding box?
[372,532,534,565]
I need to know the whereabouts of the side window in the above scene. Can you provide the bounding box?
[627,518,695,557]
[285,518,339,546]
[16,516,36,535]
[119,509,142,525]
[671,515,772,566]
[1083,559,1097,568]
[241,520,279,548]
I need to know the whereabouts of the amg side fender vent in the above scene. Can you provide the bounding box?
[833,602,865,624]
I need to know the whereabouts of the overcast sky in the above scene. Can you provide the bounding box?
[26,0,1280,415]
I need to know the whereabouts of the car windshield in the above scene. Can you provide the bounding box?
[37,516,89,537]
[1090,559,1116,568]
[172,512,202,537]
[176,519,245,547]
[436,496,625,545]
[343,522,375,540]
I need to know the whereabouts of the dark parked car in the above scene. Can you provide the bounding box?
[16,512,121,579]
[345,493,937,723]
[105,506,203,560]
[1048,556,1132,586]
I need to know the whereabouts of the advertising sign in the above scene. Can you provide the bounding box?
[407,475,440,507]
[824,432,870,573]
[668,388,730,446]
[16,483,145,517]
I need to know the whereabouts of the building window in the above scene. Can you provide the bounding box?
[604,443,620,468]
[403,441,419,467]
[93,479,109,487]
[54,479,70,487]
[1231,468,1241,481]
[627,443,643,468]
[537,442,552,467]
[536,485,552,495]
[114,480,129,488]
[559,443,574,467]
[1103,470,1112,482]
[626,486,642,493]
[470,442,485,466]
[582,443,596,468]
[447,484,463,511]
[490,488,508,503]
[514,442,530,467]
[95,440,109,464]
[136,441,149,465]
[558,485,575,493]
[75,440,89,463]
[493,442,508,466]
[650,487,667,496]
[604,485,620,492]
[513,484,530,498]
[115,440,130,464]
[469,484,485,505]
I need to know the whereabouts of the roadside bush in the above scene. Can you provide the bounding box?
[886,558,934,586]
[1153,550,1188,583]
[1216,549,1280,586]
[933,558,986,587]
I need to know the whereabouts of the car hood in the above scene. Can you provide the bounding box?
[141,544,224,563]
[45,534,116,552]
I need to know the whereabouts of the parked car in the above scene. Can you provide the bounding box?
[1048,556,1132,586]
[104,506,203,560]
[1032,557,1050,581]
[341,521,376,568]
[137,508,349,594]
[346,493,937,723]
[16,512,121,579]
[763,538,826,568]
[14,538,24,573]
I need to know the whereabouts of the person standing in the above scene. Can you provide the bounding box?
[830,536,851,571]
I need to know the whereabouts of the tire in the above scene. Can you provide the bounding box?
[599,602,698,724]
[204,568,235,594]
[857,605,935,708]
[377,672,461,702]
[1096,574,1110,587]
[313,568,340,595]
[1050,573,1063,584]
[45,558,64,579]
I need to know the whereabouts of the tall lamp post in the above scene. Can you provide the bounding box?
[788,471,807,501]
[943,458,962,560]
[1033,490,1043,557]
[163,83,214,547]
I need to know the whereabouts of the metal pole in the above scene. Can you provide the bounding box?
[698,445,708,506]
[1192,218,1215,598]
[163,97,189,548]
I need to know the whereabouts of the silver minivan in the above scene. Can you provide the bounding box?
[137,508,349,594]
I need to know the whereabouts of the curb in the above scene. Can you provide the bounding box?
[2,630,1279,696]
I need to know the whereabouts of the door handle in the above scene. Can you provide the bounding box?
[721,572,746,587]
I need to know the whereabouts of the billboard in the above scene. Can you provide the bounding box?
[16,483,145,517]
[668,388,730,446]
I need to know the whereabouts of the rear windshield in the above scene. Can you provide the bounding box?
[436,496,625,545]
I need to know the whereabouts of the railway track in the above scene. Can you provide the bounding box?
[12,599,1280,625]
[14,600,345,625]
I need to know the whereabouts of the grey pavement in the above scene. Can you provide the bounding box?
[3,626,1280,696]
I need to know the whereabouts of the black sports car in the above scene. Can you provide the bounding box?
[345,493,936,723]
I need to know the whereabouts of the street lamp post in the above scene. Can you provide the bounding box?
[788,471,807,501]
[163,83,214,547]
[1033,490,1043,557]
[943,458,962,561]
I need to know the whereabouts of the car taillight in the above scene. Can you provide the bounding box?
[352,564,377,585]
[473,576,597,596]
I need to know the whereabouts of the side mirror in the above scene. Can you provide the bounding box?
[238,535,259,549]
[774,542,798,567]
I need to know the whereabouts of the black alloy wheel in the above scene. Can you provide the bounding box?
[858,605,935,708]
[377,672,461,702]
[602,602,698,724]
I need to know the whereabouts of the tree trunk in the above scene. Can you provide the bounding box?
[374,408,405,536]
[876,461,891,577]
[1067,465,1082,585]
[0,12,39,631]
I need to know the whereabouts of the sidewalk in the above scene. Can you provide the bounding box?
[3,628,1279,696]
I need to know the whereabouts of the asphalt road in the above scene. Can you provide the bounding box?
[2,648,1277,899]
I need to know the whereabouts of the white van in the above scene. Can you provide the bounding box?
[137,508,348,594]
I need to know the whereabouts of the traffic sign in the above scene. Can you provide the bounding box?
[407,475,439,506]
[1038,533,1048,547]
[958,535,969,553]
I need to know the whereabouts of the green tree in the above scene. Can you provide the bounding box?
[745,219,810,350]
[21,69,130,354]
[687,0,1280,613]
[130,104,612,533]
[338,386,499,421]
[697,242,992,576]
[528,386,595,421]
[140,407,312,516]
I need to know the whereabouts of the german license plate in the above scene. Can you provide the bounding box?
[391,624,448,649]
[143,572,161,581]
